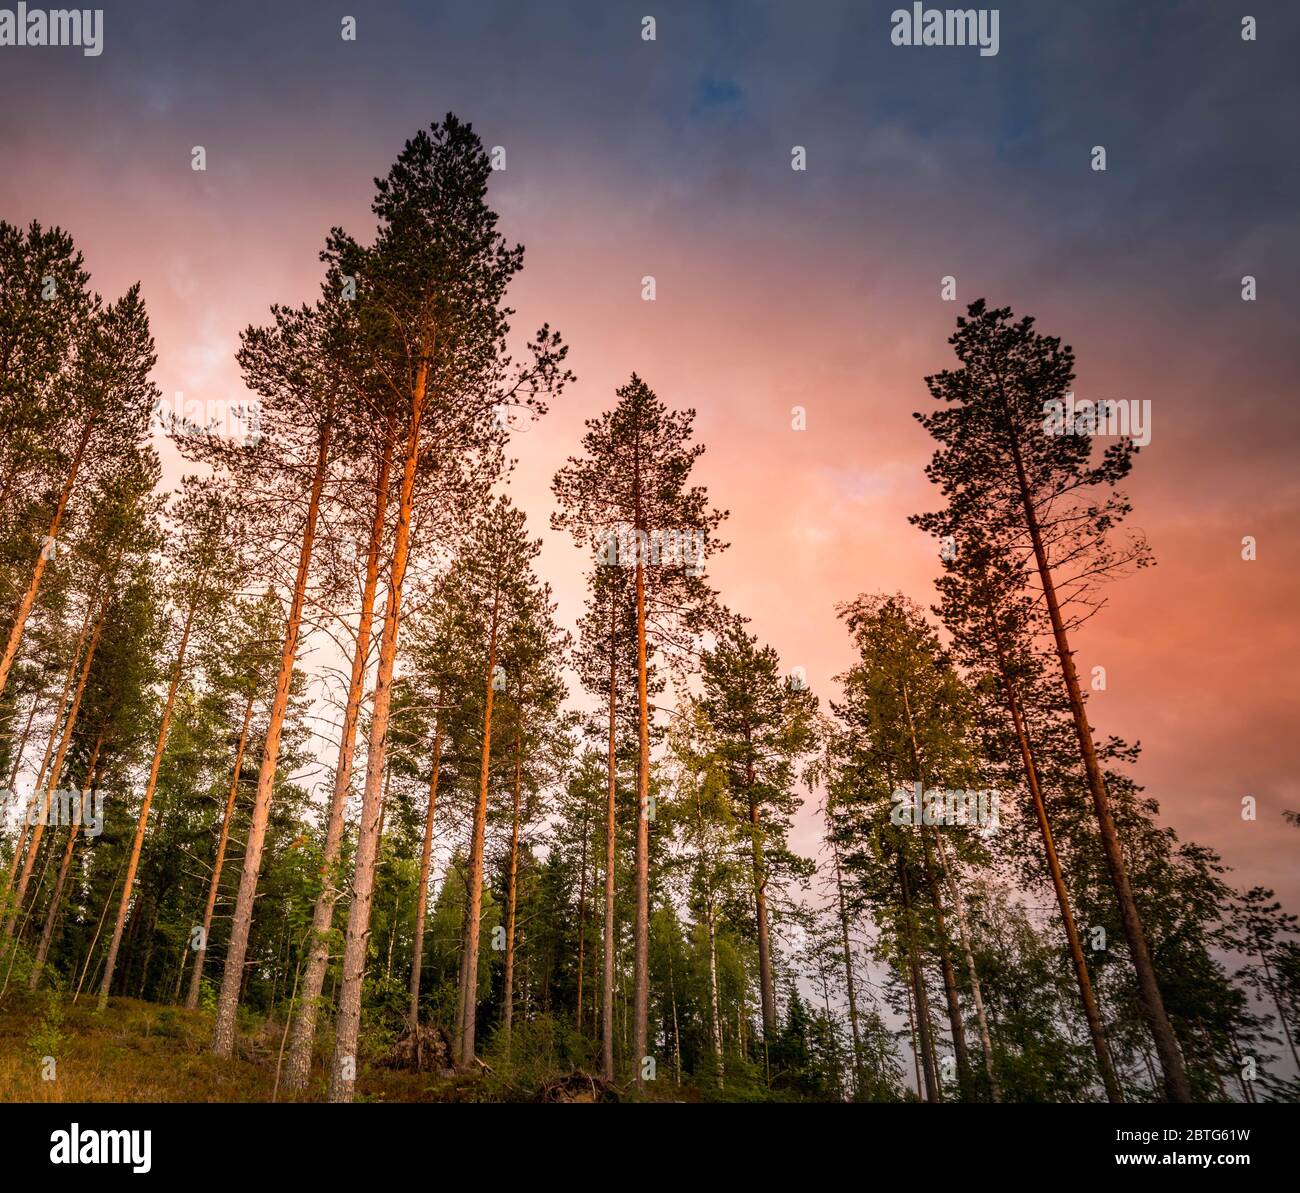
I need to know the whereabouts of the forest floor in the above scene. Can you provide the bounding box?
[0,992,651,1103]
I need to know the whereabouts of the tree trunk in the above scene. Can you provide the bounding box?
[575,802,589,1032]
[0,421,91,702]
[9,591,108,936]
[832,844,866,1099]
[1005,413,1190,1102]
[899,852,939,1102]
[934,834,1001,1101]
[213,420,333,1053]
[457,581,500,1067]
[502,740,523,1052]
[29,734,104,987]
[631,534,650,1082]
[4,595,96,897]
[707,901,724,1086]
[989,625,1124,1102]
[186,689,255,1010]
[747,780,778,1040]
[407,718,442,1033]
[601,601,617,1081]
[284,416,393,1089]
[97,592,196,1009]
[327,363,426,1101]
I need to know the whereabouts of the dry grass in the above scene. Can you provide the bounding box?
[0,992,476,1103]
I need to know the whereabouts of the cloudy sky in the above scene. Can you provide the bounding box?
[3,1,1297,918]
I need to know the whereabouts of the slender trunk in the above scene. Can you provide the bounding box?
[407,718,442,1033]
[832,844,866,1099]
[457,582,500,1066]
[987,611,1124,1102]
[503,739,522,1052]
[1005,408,1189,1102]
[934,834,1000,1101]
[327,365,426,1101]
[284,420,393,1087]
[575,802,589,1032]
[706,902,723,1086]
[898,682,970,1094]
[10,591,108,935]
[29,735,104,987]
[904,964,923,1100]
[213,419,333,1052]
[1254,945,1300,1072]
[601,599,617,1081]
[748,775,777,1039]
[4,595,95,897]
[186,689,255,1010]
[0,421,91,701]
[98,591,197,1010]
[899,852,939,1102]
[5,688,41,800]
[632,534,650,1081]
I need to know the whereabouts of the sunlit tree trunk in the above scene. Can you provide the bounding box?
[213,421,333,1053]
[601,602,617,1081]
[631,510,650,1083]
[284,417,392,1089]
[407,717,442,1033]
[328,362,427,1100]
[0,421,92,701]
[502,742,522,1052]
[3,595,95,898]
[457,580,500,1066]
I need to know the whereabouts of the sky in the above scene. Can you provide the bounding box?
[3,1,1297,926]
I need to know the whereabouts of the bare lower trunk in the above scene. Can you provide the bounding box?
[407,719,442,1033]
[458,584,500,1066]
[748,787,777,1040]
[992,634,1123,1102]
[900,853,939,1102]
[707,902,723,1086]
[186,690,255,1010]
[327,364,426,1102]
[29,736,104,987]
[284,419,392,1089]
[575,803,589,1031]
[934,835,1001,1101]
[4,596,95,897]
[832,844,866,1099]
[631,551,650,1081]
[601,606,617,1081]
[503,744,523,1051]
[10,592,108,936]
[213,421,333,1053]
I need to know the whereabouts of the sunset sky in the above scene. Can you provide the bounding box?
[3,0,1297,919]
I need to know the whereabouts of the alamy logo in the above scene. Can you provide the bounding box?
[49,1124,151,1173]
[890,781,1001,832]
[890,5,999,57]
[0,5,103,55]
[1042,393,1152,447]
[1,786,103,837]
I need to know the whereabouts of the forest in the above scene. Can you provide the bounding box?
[1,114,1296,1105]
